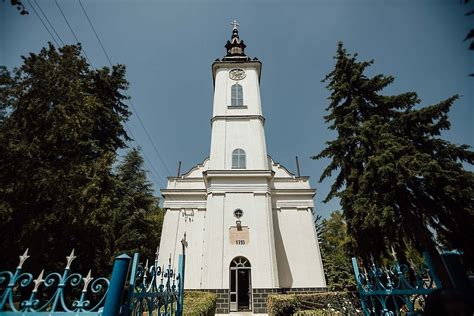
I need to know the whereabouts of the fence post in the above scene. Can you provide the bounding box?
[102,254,131,316]
[441,251,470,290]
[177,254,185,316]
[121,253,139,316]
[423,251,442,288]
[351,257,369,316]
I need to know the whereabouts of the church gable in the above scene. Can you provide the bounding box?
[180,158,209,178]
[268,156,296,179]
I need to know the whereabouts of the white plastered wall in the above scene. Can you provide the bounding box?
[273,206,326,288]
[157,207,207,289]
[201,190,279,289]
[209,66,267,170]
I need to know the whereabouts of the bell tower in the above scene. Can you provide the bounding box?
[209,21,268,170]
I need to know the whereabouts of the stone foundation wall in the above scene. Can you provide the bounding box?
[189,287,327,314]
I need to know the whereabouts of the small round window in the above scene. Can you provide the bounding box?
[233,209,243,219]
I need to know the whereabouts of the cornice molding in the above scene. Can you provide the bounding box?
[161,189,207,199]
[203,169,274,179]
[211,115,265,124]
[270,189,316,196]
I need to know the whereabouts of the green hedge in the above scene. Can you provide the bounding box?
[267,294,301,315]
[183,291,217,316]
[267,292,362,316]
[294,311,326,316]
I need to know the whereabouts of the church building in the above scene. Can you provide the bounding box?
[158,22,326,314]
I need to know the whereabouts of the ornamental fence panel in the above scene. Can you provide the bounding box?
[351,252,441,316]
[121,253,184,316]
[0,249,185,316]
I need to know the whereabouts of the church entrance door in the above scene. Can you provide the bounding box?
[229,257,252,312]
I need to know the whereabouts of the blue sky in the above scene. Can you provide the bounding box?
[1,0,473,218]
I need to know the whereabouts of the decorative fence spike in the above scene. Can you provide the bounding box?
[82,270,93,292]
[65,249,77,269]
[17,248,30,269]
[32,270,44,292]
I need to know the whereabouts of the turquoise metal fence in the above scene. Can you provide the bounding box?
[351,252,441,316]
[0,249,184,316]
[123,253,184,316]
[0,249,127,315]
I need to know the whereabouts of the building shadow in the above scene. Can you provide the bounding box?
[273,210,293,287]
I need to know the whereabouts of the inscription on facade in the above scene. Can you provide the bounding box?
[229,226,249,245]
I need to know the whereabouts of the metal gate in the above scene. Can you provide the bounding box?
[122,253,185,316]
[351,252,441,315]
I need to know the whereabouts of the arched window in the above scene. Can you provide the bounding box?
[231,83,243,106]
[232,149,246,169]
[230,256,251,268]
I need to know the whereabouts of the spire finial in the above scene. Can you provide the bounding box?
[231,19,239,31]
[224,20,247,60]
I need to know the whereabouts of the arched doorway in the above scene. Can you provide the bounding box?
[229,257,252,312]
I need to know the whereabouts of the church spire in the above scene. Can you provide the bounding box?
[223,19,249,61]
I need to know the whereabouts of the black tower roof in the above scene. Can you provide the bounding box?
[223,20,250,62]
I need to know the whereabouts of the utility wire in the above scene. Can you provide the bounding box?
[78,0,113,66]
[78,0,173,177]
[27,0,60,47]
[126,98,173,176]
[34,0,65,46]
[124,124,167,187]
[29,0,166,189]
[54,0,94,67]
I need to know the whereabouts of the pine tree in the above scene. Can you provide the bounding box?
[314,43,474,277]
[0,44,130,274]
[111,148,163,262]
[319,211,355,291]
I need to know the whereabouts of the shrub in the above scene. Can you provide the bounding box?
[267,292,362,316]
[183,291,216,316]
[267,294,301,316]
[294,311,326,315]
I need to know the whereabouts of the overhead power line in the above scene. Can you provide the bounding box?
[28,0,167,188]
[50,0,166,186]
[54,0,94,67]
[126,98,173,176]
[27,0,60,47]
[78,0,173,177]
[124,125,167,187]
[34,0,65,46]
[78,0,113,66]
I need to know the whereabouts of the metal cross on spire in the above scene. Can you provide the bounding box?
[231,19,239,30]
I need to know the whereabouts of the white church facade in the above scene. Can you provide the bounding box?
[158,23,326,314]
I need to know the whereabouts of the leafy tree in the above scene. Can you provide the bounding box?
[111,148,164,262]
[319,211,355,291]
[0,44,130,274]
[2,0,28,15]
[313,43,474,282]
[462,0,474,76]
[314,213,323,243]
